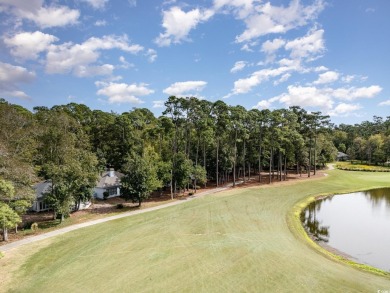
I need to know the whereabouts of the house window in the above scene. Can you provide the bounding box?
[39,201,49,211]
[107,188,117,196]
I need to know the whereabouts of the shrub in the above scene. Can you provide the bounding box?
[31,222,39,232]
[188,192,194,196]
[116,203,124,209]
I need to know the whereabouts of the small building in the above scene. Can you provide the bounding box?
[93,168,124,199]
[336,151,349,161]
[32,180,52,212]
[32,180,92,212]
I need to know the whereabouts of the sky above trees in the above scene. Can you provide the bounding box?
[0,0,389,124]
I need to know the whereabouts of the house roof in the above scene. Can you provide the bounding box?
[34,180,52,199]
[337,152,349,158]
[95,170,124,189]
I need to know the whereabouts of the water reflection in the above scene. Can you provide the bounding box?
[301,188,390,272]
[300,199,330,242]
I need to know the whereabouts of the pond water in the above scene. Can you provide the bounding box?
[301,188,390,272]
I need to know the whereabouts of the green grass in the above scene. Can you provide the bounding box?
[3,170,390,292]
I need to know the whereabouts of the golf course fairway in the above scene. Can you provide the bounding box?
[1,169,390,292]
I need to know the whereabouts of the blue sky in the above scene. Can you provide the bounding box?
[0,0,389,124]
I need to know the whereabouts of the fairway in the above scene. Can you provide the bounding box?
[2,170,390,292]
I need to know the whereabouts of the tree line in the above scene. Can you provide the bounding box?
[1,96,389,240]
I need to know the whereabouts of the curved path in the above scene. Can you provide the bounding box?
[0,183,240,253]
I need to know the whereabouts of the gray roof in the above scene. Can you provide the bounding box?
[95,171,124,189]
[337,151,349,158]
[34,180,52,199]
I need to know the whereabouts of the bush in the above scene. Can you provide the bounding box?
[116,203,124,209]
[188,192,194,196]
[31,222,39,232]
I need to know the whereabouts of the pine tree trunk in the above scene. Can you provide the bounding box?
[216,139,219,187]
[243,140,246,183]
[269,148,272,184]
[314,135,317,175]
[3,227,8,242]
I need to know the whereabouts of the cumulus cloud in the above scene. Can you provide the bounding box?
[155,6,214,46]
[226,59,302,97]
[80,0,108,9]
[146,49,157,63]
[153,100,165,108]
[275,85,334,109]
[332,85,382,101]
[96,82,154,104]
[285,28,325,61]
[45,35,143,77]
[94,20,107,26]
[378,100,390,106]
[270,84,382,112]
[253,99,272,109]
[313,70,339,85]
[230,61,247,73]
[328,103,361,116]
[4,31,58,60]
[0,0,80,28]
[163,81,207,96]
[261,38,286,54]
[0,62,35,99]
[235,0,325,43]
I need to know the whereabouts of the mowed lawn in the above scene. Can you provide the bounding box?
[2,170,390,292]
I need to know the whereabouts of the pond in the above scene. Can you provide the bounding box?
[301,188,390,272]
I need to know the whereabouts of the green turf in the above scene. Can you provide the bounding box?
[4,170,390,292]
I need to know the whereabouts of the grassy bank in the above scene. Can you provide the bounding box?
[2,169,390,292]
[336,161,390,172]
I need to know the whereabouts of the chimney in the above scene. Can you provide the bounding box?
[108,168,115,177]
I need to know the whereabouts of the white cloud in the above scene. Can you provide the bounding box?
[146,49,157,63]
[253,99,272,109]
[80,0,108,9]
[163,81,207,96]
[275,85,334,109]
[328,103,361,116]
[230,61,247,73]
[273,73,291,85]
[45,35,143,76]
[0,62,35,99]
[118,56,134,69]
[0,1,80,28]
[94,20,107,26]
[227,60,302,96]
[74,64,114,77]
[96,82,154,104]
[261,38,286,54]
[235,0,324,43]
[378,100,390,106]
[332,85,382,101]
[153,100,165,108]
[313,70,339,85]
[314,65,328,72]
[271,84,382,111]
[155,6,214,46]
[4,31,58,60]
[285,28,325,61]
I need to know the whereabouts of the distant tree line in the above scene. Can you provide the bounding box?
[333,116,390,164]
[1,96,388,240]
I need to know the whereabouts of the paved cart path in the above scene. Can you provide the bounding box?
[0,182,241,253]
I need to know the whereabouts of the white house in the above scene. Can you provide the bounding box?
[32,180,52,212]
[93,168,124,199]
[32,180,92,213]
